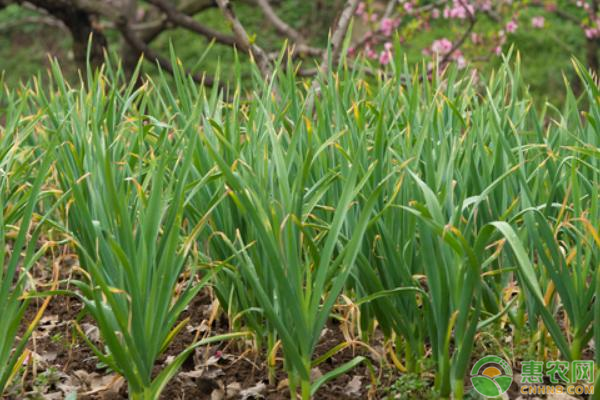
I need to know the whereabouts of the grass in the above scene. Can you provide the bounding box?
[0,81,56,393]
[0,48,599,399]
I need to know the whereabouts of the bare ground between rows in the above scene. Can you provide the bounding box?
[6,256,592,399]
[7,286,398,400]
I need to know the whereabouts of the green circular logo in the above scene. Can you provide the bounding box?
[470,355,513,397]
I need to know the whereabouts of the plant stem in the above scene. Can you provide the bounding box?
[268,332,276,385]
[404,338,416,373]
[571,336,582,362]
[288,373,298,400]
[301,379,311,400]
[452,378,464,400]
[129,386,154,400]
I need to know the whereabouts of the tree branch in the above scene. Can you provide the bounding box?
[147,0,237,46]
[254,0,322,57]
[0,15,68,32]
[116,16,221,88]
[439,0,475,67]
[178,0,217,15]
[215,0,272,76]
[383,0,397,20]
[306,0,358,112]
[527,3,579,25]
[320,0,359,74]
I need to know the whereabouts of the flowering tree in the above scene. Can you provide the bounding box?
[1,0,598,91]
[351,0,600,77]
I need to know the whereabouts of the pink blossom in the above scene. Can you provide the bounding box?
[456,55,467,69]
[381,18,395,36]
[463,2,476,17]
[365,45,377,59]
[355,2,366,16]
[443,0,475,19]
[585,28,599,39]
[505,20,518,33]
[495,46,502,55]
[531,16,545,28]
[431,38,453,55]
[478,0,492,11]
[378,42,394,65]
[431,8,441,18]
[379,50,392,65]
[470,32,482,44]
[403,2,414,12]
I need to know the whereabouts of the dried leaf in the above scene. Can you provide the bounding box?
[211,388,225,400]
[225,381,241,399]
[344,375,362,396]
[240,381,267,399]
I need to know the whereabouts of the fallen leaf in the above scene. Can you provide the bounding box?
[211,388,225,400]
[276,379,289,391]
[33,315,61,339]
[344,375,362,396]
[179,370,204,380]
[80,323,101,343]
[240,381,267,399]
[187,320,209,334]
[43,391,65,399]
[39,351,58,363]
[225,381,241,399]
[310,367,323,381]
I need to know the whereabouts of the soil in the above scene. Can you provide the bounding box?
[6,251,590,400]
[7,282,388,400]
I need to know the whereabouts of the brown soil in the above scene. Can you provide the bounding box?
[5,250,591,400]
[7,285,389,400]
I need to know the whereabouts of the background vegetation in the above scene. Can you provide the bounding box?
[0,0,595,104]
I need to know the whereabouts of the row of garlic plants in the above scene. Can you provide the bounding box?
[1,52,599,399]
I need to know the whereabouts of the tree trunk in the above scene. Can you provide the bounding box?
[64,10,107,70]
[14,0,108,71]
[120,0,142,82]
